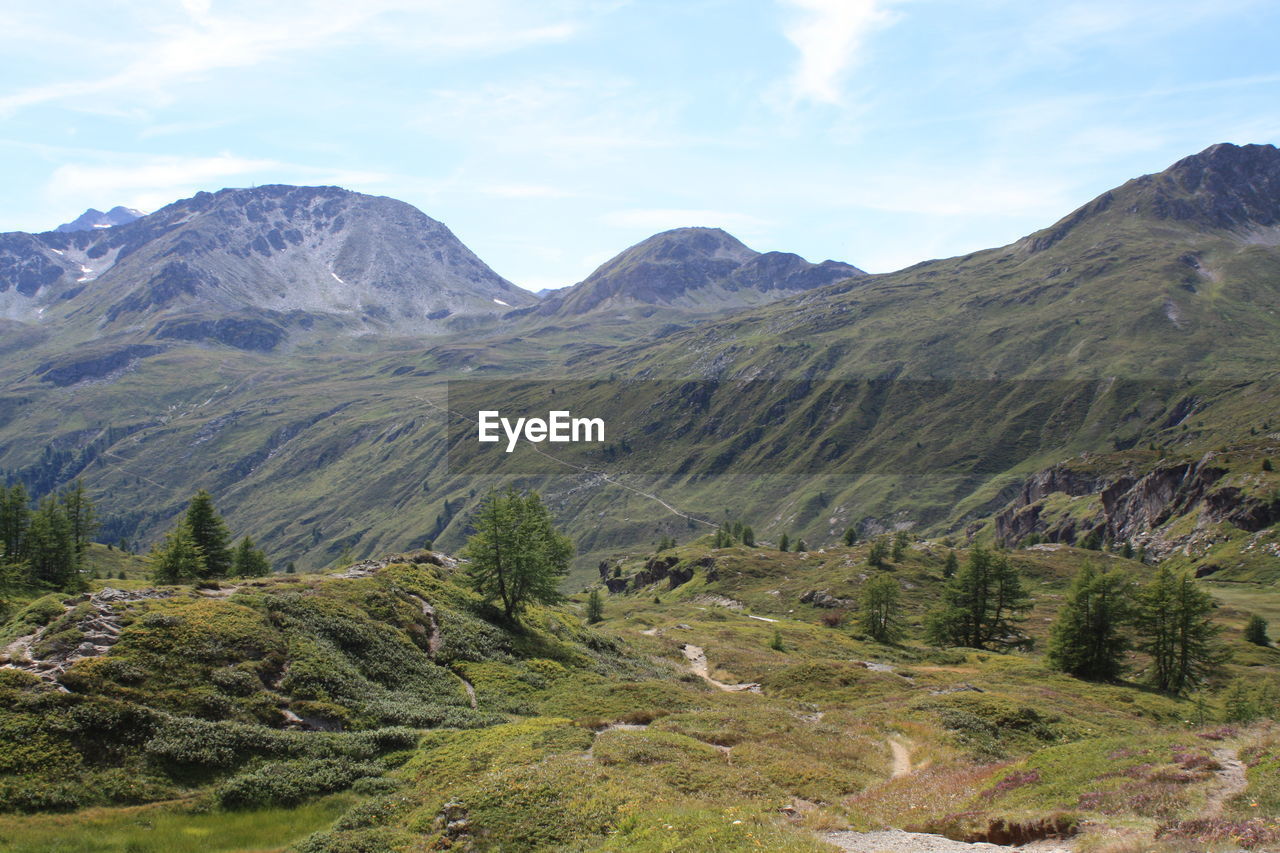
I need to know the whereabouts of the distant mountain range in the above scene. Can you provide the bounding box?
[56,205,146,233]
[1,143,1277,584]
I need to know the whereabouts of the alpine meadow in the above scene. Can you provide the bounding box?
[2,3,1280,851]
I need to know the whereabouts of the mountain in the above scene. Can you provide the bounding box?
[55,205,145,233]
[525,227,863,318]
[0,145,1277,585]
[0,185,536,346]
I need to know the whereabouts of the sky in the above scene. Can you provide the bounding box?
[2,1,1279,291]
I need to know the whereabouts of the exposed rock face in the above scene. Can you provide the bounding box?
[1024,142,1280,253]
[1,184,536,335]
[995,453,1279,558]
[800,589,855,608]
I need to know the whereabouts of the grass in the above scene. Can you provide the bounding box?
[0,794,356,852]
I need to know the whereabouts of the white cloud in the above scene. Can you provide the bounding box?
[780,0,897,104]
[0,1,591,117]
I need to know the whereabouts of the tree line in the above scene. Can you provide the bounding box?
[1,481,274,594]
[851,544,1249,695]
[1,480,98,592]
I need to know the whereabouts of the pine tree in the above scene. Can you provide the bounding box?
[231,536,271,577]
[924,546,1030,649]
[285,561,297,574]
[795,538,807,552]
[1244,613,1270,647]
[586,588,604,624]
[150,521,206,584]
[1047,563,1131,680]
[26,496,79,590]
[779,533,790,552]
[942,550,958,579]
[867,538,888,568]
[1133,567,1225,694]
[770,629,785,651]
[0,483,30,562]
[741,526,755,547]
[184,490,232,577]
[1121,541,1134,560]
[842,526,858,547]
[59,479,98,554]
[462,489,573,621]
[858,574,902,643]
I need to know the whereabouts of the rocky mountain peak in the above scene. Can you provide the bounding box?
[55,205,145,233]
[536,226,862,317]
[1152,142,1280,228]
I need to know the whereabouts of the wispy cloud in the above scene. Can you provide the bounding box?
[779,0,898,104]
[0,1,591,117]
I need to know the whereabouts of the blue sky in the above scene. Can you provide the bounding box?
[2,0,1279,291]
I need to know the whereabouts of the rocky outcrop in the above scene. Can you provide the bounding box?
[800,590,855,608]
[36,344,163,385]
[995,452,1278,558]
[152,315,286,351]
[1,586,174,689]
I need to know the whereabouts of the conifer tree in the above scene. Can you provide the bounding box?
[285,561,297,574]
[184,490,232,577]
[1133,567,1225,693]
[858,574,902,643]
[779,533,790,552]
[1047,562,1131,680]
[231,536,271,577]
[0,483,30,562]
[924,546,1030,649]
[842,526,858,547]
[59,479,98,554]
[26,496,79,590]
[462,489,573,621]
[1245,613,1270,646]
[586,587,604,624]
[867,537,888,568]
[942,550,958,579]
[150,521,206,584]
[795,538,807,552]
[741,526,755,547]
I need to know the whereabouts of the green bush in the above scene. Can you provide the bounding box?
[215,757,382,809]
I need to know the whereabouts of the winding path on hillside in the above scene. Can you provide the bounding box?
[680,643,761,693]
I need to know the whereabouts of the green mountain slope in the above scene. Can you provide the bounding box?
[0,144,1277,583]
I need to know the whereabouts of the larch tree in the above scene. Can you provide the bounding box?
[462,489,573,621]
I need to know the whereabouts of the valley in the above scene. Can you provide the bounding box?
[0,141,1278,851]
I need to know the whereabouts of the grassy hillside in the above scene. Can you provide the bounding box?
[0,540,1276,851]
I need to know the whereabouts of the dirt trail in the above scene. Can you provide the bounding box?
[824,830,1018,852]
[1205,747,1248,817]
[680,644,761,693]
[888,738,912,777]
